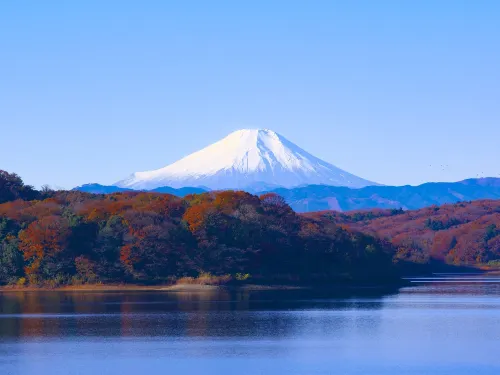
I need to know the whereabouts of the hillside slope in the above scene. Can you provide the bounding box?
[305,199,500,266]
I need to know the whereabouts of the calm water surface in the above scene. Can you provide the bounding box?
[1,276,500,374]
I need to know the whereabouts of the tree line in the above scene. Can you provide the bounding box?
[0,170,397,286]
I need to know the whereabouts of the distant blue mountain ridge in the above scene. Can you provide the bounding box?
[73,183,207,197]
[73,178,500,212]
[262,178,500,212]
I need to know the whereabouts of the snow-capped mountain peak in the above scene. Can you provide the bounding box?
[116,129,377,190]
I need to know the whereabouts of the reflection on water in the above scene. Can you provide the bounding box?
[0,289,389,339]
[1,277,500,374]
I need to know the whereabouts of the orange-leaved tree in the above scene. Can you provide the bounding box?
[18,215,69,283]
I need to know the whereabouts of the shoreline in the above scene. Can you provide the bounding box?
[0,282,404,293]
[0,283,309,292]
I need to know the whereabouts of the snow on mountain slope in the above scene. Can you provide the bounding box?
[116,129,377,190]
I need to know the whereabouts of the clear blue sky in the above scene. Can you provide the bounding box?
[1,0,499,189]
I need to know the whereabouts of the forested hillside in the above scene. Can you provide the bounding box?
[3,169,499,288]
[305,200,500,267]
[0,171,396,286]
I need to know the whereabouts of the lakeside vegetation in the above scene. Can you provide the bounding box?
[0,170,397,288]
[3,169,500,290]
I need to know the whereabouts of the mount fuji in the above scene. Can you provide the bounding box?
[115,129,378,190]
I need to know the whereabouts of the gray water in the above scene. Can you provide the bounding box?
[1,276,500,374]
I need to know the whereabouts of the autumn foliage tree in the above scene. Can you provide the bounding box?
[19,216,71,283]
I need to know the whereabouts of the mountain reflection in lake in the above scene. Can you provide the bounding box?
[1,278,500,375]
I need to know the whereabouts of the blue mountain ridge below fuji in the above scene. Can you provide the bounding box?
[73,183,208,197]
[74,178,500,212]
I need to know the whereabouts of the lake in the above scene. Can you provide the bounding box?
[1,276,500,374]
